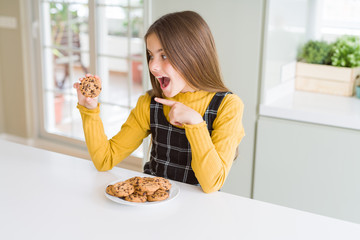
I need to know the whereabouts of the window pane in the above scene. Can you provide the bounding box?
[130,37,143,58]
[130,0,143,8]
[323,0,360,26]
[97,0,129,6]
[72,54,90,80]
[45,2,89,51]
[47,0,89,4]
[100,102,144,158]
[54,61,70,90]
[321,0,360,39]
[97,5,128,57]
[52,48,89,91]
[98,56,129,106]
[100,104,130,138]
[131,59,143,108]
[130,7,143,38]
[46,2,68,47]
[44,92,82,139]
[69,3,89,51]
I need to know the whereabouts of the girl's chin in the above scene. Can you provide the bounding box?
[162,89,177,98]
[163,92,175,98]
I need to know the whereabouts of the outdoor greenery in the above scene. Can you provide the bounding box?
[297,35,360,68]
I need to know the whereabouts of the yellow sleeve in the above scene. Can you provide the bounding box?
[185,94,245,193]
[77,94,151,171]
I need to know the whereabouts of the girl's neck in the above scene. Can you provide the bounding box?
[167,90,209,102]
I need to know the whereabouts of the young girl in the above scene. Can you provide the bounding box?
[74,11,245,193]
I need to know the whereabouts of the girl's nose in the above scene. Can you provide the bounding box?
[149,59,160,73]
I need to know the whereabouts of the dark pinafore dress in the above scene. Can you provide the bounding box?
[144,92,231,185]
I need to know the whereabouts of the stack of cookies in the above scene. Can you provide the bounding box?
[106,176,172,203]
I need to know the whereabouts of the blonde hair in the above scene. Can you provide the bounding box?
[145,11,229,97]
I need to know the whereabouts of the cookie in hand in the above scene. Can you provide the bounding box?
[79,75,102,98]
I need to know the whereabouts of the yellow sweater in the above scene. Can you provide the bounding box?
[77,90,245,193]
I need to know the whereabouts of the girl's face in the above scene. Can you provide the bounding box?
[146,33,195,98]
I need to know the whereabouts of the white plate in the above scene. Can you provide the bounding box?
[105,178,180,206]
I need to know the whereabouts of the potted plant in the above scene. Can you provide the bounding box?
[296,36,360,96]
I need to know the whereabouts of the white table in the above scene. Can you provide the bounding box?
[1,139,360,240]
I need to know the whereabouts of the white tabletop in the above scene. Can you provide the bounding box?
[1,139,360,240]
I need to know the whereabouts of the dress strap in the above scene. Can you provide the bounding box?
[203,92,232,131]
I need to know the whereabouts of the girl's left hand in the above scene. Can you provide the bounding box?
[154,97,204,127]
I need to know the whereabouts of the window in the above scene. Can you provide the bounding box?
[37,0,147,157]
[321,0,360,40]
[262,0,360,97]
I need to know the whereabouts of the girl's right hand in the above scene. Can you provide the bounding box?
[73,74,100,110]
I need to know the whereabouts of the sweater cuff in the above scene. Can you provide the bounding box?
[77,103,100,115]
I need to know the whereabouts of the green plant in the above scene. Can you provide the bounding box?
[331,35,360,68]
[297,40,333,65]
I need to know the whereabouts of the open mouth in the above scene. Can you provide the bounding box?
[157,76,170,89]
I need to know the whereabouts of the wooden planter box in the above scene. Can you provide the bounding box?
[295,62,360,96]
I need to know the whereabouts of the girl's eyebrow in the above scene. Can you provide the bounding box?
[147,48,164,54]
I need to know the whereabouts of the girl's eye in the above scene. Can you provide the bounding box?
[161,55,167,60]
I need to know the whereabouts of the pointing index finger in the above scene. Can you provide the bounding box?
[154,97,176,107]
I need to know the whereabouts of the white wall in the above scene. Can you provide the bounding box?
[151,0,264,197]
[0,63,3,134]
[0,0,28,138]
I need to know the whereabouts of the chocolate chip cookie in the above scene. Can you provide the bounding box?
[147,189,169,202]
[111,181,134,198]
[124,192,147,203]
[106,185,116,196]
[137,180,160,193]
[125,176,143,186]
[153,177,172,191]
[79,76,102,98]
